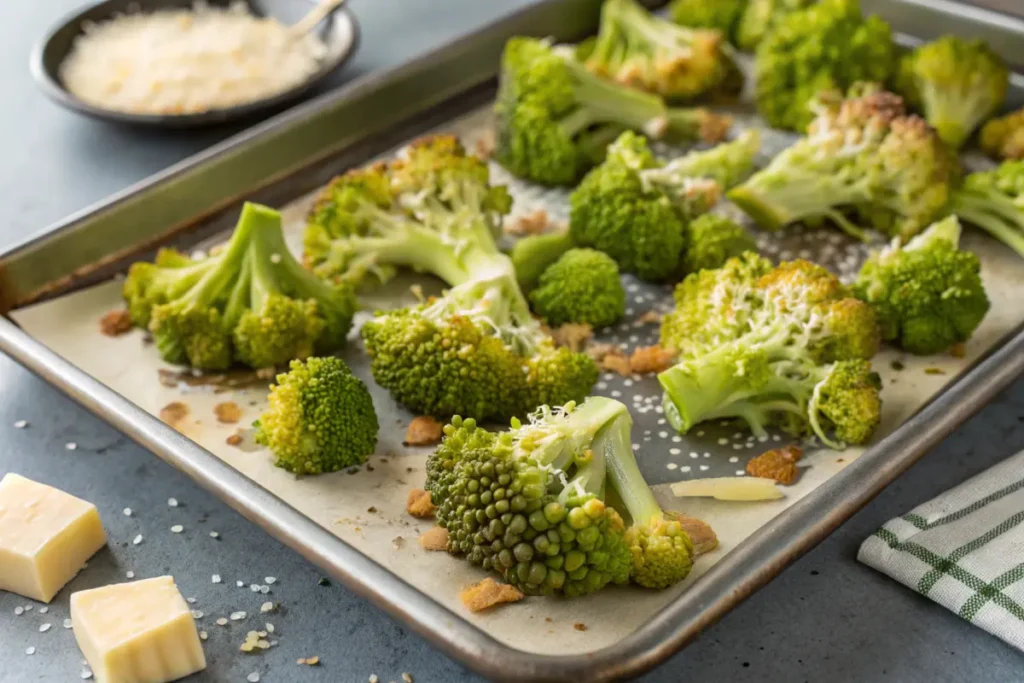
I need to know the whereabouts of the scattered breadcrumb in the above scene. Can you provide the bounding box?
[550,323,593,353]
[746,445,803,485]
[392,536,406,550]
[459,578,524,612]
[675,515,719,556]
[506,209,550,236]
[473,130,495,159]
[404,416,443,446]
[700,114,733,144]
[629,345,675,375]
[99,309,133,336]
[226,433,243,446]
[214,401,243,424]
[419,526,449,551]
[159,402,190,429]
[297,656,320,666]
[406,488,436,519]
[587,343,630,375]
[256,367,276,380]
[950,343,966,359]
[574,622,588,631]
[638,310,662,324]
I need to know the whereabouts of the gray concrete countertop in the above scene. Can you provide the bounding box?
[1,1,1023,681]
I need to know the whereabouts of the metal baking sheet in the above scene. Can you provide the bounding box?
[2,0,1024,680]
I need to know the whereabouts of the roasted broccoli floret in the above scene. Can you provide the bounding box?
[426,397,696,595]
[123,203,356,371]
[495,36,732,186]
[680,214,757,274]
[302,136,597,420]
[948,160,1024,259]
[529,248,626,328]
[254,357,378,475]
[729,86,959,241]
[657,256,882,448]
[853,216,989,355]
[735,0,815,51]
[980,107,1024,161]
[669,0,746,43]
[511,229,577,292]
[585,0,739,100]
[569,130,759,280]
[894,36,1008,150]
[755,0,895,132]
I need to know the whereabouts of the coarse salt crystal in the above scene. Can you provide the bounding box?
[123,508,132,516]
[170,525,184,533]
[133,534,143,545]
[14,420,27,429]
[212,574,222,584]
[39,623,51,632]
[167,497,178,507]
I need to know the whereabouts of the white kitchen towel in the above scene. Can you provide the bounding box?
[858,449,1024,652]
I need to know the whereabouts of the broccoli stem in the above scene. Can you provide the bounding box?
[952,191,1024,258]
[598,412,664,525]
[181,203,264,312]
[728,176,872,239]
[561,56,672,138]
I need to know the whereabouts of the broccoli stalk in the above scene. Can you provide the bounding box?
[949,160,1024,259]
[585,0,738,100]
[729,85,959,242]
[895,36,1008,149]
[495,37,731,186]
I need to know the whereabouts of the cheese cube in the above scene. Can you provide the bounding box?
[0,473,107,602]
[72,576,207,683]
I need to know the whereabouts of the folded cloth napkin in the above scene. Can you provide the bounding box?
[858,449,1024,652]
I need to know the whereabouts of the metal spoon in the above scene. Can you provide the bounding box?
[290,0,348,38]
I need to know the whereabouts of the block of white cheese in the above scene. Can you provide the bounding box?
[0,473,107,602]
[72,576,207,683]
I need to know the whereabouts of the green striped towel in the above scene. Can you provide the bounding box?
[858,450,1024,652]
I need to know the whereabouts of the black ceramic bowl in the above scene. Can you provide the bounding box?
[30,0,360,127]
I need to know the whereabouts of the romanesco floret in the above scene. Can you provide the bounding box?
[735,0,815,51]
[853,216,989,355]
[754,0,895,132]
[585,0,739,101]
[680,214,757,274]
[657,256,882,448]
[426,397,697,595]
[254,357,378,475]
[894,36,1008,150]
[729,85,959,241]
[301,136,598,420]
[980,107,1024,161]
[949,160,1024,259]
[511,229,576,292]
[123,203,356,371]
[668,0,745,44]
[569,130,759,280]
[494,36,732,186]
[529,248,626,328]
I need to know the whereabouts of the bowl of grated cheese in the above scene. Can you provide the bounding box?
[31,0,359,126]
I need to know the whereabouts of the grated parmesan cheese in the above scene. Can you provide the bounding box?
[59,1,328,115]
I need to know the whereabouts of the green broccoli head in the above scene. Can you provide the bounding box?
[949,160,1024,259]
[570,130,759,281]
[668,0,746,43]
[494,37,731,185]
[895,36,1008,149]
[853,216,990,355]
[124,203,356,371]
[680,214,757,274]
[510,229,576,292]
[254,357,379,475]
[980,107,1024,161]
[729,85,959,242]
[427,398,696,595]
[754,0,896,132]
[735,0,815,51]
[585,0,739,100]
[361,274,598,421]
[529,248,626,328]
[658,257,882,449]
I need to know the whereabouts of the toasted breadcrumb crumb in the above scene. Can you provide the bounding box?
[950,343,966,358]
[460,578,524,612]
[675,515,719,556]
[419,526,449,551]
[506,209,550,236]
[746,445,803,485]
[214,401,243,424]
[587,342,631,375]
[226,433,243,446]
[629,345,675,375]
[638,310,662,324]
[404,416,444,446]
[700,114,732,144]
[573,622,588,631]
[406,489,436,519]
[159,402,190,429]
[473,131,496,159]
[99,309,133,336]
[550,323,593,353]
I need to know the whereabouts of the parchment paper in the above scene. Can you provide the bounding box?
[11,105,1024,656]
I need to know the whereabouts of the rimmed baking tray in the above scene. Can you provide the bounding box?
[2,0,1024,680]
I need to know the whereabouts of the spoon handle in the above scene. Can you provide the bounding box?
[290,0,348,38]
